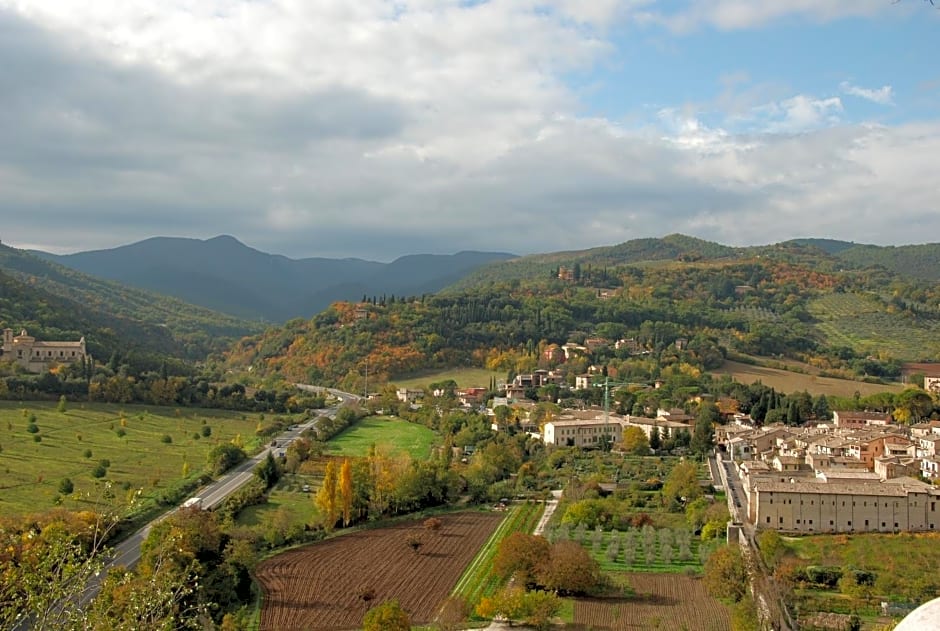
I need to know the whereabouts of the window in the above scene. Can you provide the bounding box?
[796,519,800,524]
[830,520,834,526]
[766,516,771,523]
[779,517,783,524]
[865,520,869,527]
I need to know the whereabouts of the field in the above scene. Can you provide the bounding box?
[451,502,544,607]
[391,367,502,390]
[570,573,730,631]
[255,510,505,630]
[781,531,940,623]
[809,293,940,360]
[326,415,436,459]
[0,401,265,515]
[713,360,902,397]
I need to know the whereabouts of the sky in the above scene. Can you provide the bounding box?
[1,1,938,261]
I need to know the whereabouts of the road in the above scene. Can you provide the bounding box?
[110,406,335,571]
[56,388,358,620]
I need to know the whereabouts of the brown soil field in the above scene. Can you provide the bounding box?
[714,360,902,397]
[255,511,504,630]
[570,573,731,631]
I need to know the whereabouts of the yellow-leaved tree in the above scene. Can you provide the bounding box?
[316,459,338,528]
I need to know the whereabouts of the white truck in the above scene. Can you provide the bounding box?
[182,497,203,509]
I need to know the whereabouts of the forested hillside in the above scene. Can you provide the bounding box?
[0,243,262,359]
[227,239,940,390]
[36,235,516,321]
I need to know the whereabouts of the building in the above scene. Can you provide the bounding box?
[752,478,940,533]
[1,328,87,373]
[543,414,623,448]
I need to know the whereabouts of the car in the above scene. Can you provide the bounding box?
[302,484,311,492]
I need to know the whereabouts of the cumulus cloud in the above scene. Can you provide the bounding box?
[0,2,937,261]
[840,81,895,105]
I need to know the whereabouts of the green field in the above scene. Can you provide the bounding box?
[326,415,436,459]
[713,360,902,397]
[0,401,267,515]
[391,367,502,390]
[809,293,940,360]
[781,532,940,623]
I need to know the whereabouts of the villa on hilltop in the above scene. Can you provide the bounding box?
[1,328,87,373]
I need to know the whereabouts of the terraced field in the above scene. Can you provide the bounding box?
[808,293,940,360]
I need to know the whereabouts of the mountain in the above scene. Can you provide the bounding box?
[35,236,516,322]
[0,243,262,359]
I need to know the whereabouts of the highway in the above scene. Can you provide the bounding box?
[109,407,333,571]
[53,389,358,623]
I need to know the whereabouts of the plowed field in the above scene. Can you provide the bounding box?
[572,573,731,631]
[256,511,504,630]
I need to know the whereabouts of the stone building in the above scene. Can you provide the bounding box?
[1,328,87,373]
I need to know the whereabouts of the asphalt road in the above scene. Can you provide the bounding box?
[56,389,359,621]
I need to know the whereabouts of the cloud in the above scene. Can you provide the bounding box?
[840,81,894,105]
[645,0,896,33]
[0,3,938,262]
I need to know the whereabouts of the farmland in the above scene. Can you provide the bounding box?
[391,367,502,390]
[255,510,505,630]
[571,573,730,631]
[326,415,436,459]
[808,293,940,360]
[451,501,544,607]
[0,401,266,515]
[713,360,902,398]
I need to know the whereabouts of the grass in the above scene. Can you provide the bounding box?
[452,502,544,608]
[713,360,902,397]
[0,401,268,515]
[391,367,503,390]
[781,532,940,620]
[326,415,436,459]
[237,474,321,528]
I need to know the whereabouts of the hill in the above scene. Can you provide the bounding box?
[834,242,940,282]
[0,243,261,359]
[227,236,940,392]
[35,235,516,321]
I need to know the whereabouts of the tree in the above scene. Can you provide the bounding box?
[339,458,353,526]
[476,586,561,630]
[691,401,717,458]
[704,544,748,602]
[536,540,603,596]
[207,444,246,475]
[492,532,551,586]
[363,599,410,631]
[56,395,67,413]
[649,426,662,451]
[58,478,74,495]
[663,460,703,505]
[255,451,280,488]
[317,459,339,528]
[619,426,651,455]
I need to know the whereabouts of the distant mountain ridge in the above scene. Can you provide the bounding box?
[0,242,262,359]
[34,236,517,322]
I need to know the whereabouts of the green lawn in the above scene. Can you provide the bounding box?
[237,473,321,528]
[391,367,502,390]
[326,415,436,459]
[0,401,269,515]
